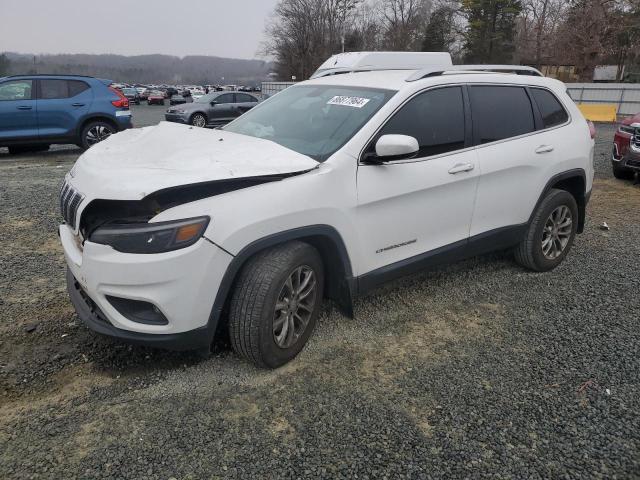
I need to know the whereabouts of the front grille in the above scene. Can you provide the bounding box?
[633,130,640,150]
[59,181,84,229]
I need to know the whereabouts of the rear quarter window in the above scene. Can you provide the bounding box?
[469,85,535,144]
[530,88,569,128]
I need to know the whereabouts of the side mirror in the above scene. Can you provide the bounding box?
[210,101,217,106]
[373,134,419,160]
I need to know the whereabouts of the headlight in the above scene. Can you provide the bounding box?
[89,216,210,254]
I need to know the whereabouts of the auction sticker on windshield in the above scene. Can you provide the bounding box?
[327,96,370,108]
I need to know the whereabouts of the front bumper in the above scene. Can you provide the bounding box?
[613,132,640,171]
[612,148,640,171]
[164,113,188,124]
[60,224,233,350]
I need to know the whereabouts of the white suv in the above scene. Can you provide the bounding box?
[59,59,594,368]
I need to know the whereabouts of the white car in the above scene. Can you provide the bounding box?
[190,88,205,100]
[59,55,594,368]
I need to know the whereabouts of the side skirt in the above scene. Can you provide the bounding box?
[356,224,527,295]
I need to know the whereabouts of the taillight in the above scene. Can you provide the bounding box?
[588,120,596,139]
[109,86,129,108]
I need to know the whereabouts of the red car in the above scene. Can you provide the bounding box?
[147,90,165,106]
[612,112,640,179]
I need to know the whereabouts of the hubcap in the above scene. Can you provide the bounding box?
[85,125,112,146]
[542,205,573,259]
[193,115,206,127]
[273,266,317,349]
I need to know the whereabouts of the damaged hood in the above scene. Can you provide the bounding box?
[69,121,318,201]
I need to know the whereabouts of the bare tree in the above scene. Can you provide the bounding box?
[554,0,617,81]
[379,0,432,50]
[516,0,567,67]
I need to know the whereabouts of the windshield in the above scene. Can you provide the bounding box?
[123,88,136,94]
[223,85,395,161]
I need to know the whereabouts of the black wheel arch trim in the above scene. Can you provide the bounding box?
[530,168,588,234]
[205,225,356,345]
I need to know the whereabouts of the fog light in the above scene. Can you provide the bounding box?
[106,296,169,325]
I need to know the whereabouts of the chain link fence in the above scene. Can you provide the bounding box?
[261,81,297,97]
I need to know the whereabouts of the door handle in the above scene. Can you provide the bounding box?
[71,103,85,107]
[17,105,32,110]
[535,145,554,154]
[448,163,475,174]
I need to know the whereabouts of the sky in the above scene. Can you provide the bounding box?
[0,0,280,59]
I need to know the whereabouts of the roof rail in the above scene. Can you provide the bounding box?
[406,65,543,82]
[3,73,103,79]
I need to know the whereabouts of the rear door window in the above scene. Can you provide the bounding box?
[40,79,70,99]
[374,86,466,158]
[236,93,257,103]
[217,93,235,104]
[469,85,535,144]
[530,88,569,128]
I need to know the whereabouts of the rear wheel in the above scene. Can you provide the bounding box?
[228,241,324,368]
[612,161,635,180]
[190,113,207,128]
[80,121,116,149]
[514,189,578,272]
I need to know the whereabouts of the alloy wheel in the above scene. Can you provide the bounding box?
[541,205,573,259]
[192,114,206,127]
[85,125,112,146]
[273,266,317,349]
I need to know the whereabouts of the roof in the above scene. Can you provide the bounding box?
[303,68,564,94]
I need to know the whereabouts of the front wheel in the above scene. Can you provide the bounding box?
[514,189,578,272]
[190,113,207,128]
[80,121,115,149]
[228,241,324,368]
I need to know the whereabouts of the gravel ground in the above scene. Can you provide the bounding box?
[1,123,639,479]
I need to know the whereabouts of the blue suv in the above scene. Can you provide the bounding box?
[0,74,133,154]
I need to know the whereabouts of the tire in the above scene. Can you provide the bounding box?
[228,241,324,368]
[612,162,635,180]
[8,144,49,154]
[80,120,116,150]
[190,113,207,128]
[514,189,578,272]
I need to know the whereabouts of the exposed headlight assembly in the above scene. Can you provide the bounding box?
[90,216,210,254]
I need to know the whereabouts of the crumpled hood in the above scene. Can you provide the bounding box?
[69,121,318,201]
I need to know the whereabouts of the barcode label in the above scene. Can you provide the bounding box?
[327,96,371,108]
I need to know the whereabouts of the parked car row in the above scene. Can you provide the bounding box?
[165,91,260,127]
